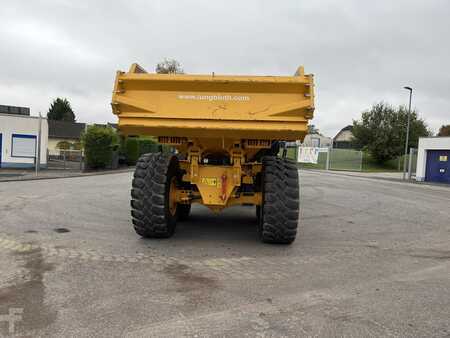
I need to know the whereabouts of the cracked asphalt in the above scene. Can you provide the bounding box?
[0,170,449,337]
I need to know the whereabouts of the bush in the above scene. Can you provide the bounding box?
[56,140,72,150]
[121,137,162,165]
[139,138,159,155]
[124,137,140,165]
[81,125,119,169]
[72,141,82,150]
[120,136,174,165]
[161,144,173,154]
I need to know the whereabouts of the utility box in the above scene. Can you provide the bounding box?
[416,137,450,184]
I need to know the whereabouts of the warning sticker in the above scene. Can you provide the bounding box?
[201,177,219,186]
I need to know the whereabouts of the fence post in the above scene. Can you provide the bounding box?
[359,151,363,172]
[325,147,330,170]
[408,148,414,180]
[35,114,42,176]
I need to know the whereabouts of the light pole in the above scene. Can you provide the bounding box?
[402,86,412,180]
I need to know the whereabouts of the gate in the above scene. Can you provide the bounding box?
[407,148,418,179]
[47,149,83,170]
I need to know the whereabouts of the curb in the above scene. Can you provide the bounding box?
[0,167,135,183]
[301,169,450,188]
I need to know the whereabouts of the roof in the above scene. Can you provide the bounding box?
[419,136,450,139]
[333,125,353,140]
[0,112,45,120]
[0,104,30,116]
[48,120,86,139]
[92,123,118,129]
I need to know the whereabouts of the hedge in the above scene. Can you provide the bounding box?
[139,138,160,155]
[118,136,176,165]
[124,137,140,165]
[81,125,119,169]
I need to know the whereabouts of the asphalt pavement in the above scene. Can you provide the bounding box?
[0,170,449,337]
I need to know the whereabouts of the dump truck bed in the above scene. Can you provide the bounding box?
[112,64,314,140]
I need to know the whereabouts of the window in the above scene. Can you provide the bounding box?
[311,137,320,148]
[11,134,36,158]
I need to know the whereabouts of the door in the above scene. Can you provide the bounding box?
[425,150,450,184]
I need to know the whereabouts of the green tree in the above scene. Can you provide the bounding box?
[81,125,119,169]
[437,124,450,136]
[47,98,76,121]
[352,102,430,163]
[155,58,184,74]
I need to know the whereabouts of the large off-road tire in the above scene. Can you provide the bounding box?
[258,156,300,244]
[130,153,180,238]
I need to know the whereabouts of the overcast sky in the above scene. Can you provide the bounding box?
[1,0,449,137]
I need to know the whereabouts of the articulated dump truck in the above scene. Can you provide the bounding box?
[112,63,314,244]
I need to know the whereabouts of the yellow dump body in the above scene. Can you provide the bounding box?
[112,64,314,140]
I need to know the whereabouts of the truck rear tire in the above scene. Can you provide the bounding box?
[258,156,299,244]
[131,153,179,238]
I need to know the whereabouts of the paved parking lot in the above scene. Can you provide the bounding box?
[0,171,449,337]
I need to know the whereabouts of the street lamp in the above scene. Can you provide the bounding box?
[402,86,413,180]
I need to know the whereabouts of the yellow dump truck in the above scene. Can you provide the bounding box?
[112,63,314,244]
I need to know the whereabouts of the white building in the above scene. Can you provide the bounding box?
[0,113,48,168]
[333,125,354,149]
[301,134,332,148]
[416,137,450,184]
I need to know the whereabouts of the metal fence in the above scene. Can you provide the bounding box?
[292,146,363,172]
[407,148,418,179]
[47,149,84,170]
[329,148,363,171]
[286,145,419,177]
[44,145,417,175]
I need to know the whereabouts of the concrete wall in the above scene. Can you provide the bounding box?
[0,113,48,168]
[416,137,450,181]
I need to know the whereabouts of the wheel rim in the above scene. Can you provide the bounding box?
[168,176,178,216]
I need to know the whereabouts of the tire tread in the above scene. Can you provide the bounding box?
[259,156,300,244]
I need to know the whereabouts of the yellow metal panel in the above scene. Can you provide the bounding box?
[112,64,314,141]
[194,166,236,206]
[117,118,309,139]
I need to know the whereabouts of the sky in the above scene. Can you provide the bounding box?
[1,0,449,137]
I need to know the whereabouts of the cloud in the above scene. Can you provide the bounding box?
[1,0,449,136]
